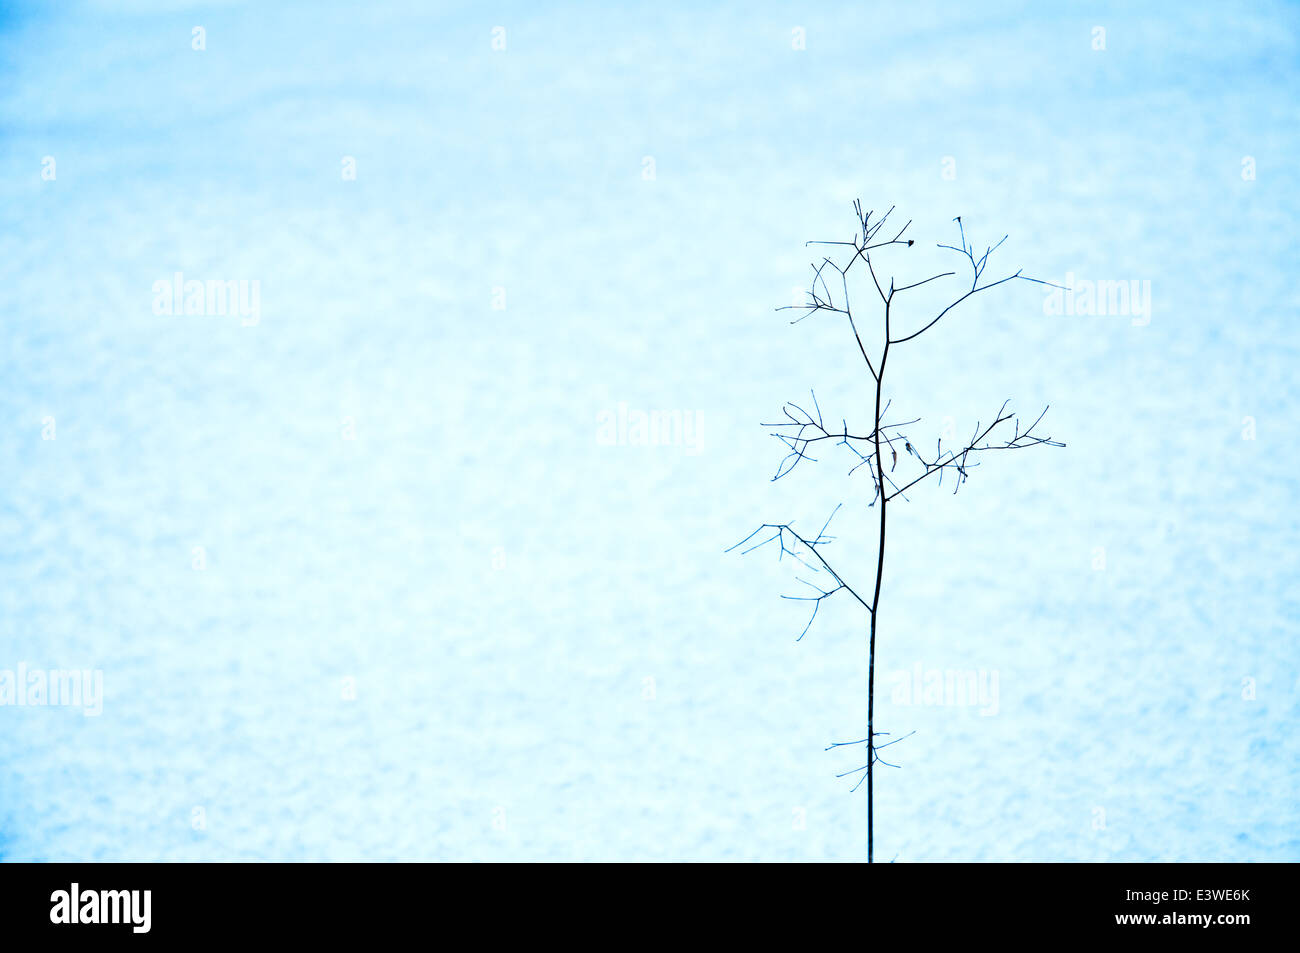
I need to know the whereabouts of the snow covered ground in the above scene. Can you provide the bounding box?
[0,0,1297,860]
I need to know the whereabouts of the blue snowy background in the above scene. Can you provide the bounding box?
[1,0,1297,861]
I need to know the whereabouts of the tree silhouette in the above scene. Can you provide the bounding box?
[730,202,1063,862]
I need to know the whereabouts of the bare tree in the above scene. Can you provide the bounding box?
[730,202,1063,862]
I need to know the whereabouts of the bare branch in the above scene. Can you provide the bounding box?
[883,403,1064,502]
[726,508,871,641]
[889,217,1066,345]
[829,731,918,789]
[762,391,922,483]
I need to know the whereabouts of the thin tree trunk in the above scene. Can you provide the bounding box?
[867,305,891,864]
